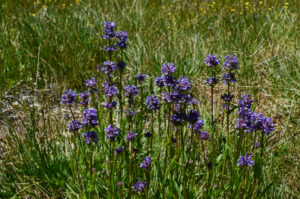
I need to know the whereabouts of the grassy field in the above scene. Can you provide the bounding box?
[0,0,299,198]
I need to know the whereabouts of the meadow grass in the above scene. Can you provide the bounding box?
[0,0,299,198]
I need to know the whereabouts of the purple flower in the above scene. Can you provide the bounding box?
[144,132,153,138]
[68,120,82,131]
[132,180,146,192]
[100,61,115,77]
[237,154,255,167]
[254,142,260,149]
[116,31,128,49]
[81,108,98,127]
[221,94,234,102]
[115,146,125,155]
[104,45,116,53]
[83,131,99,144]
[170,111,187,126]
[126,131,137,141]
[118,181,124,186]
[205,54,219,67]
[124,109,136,117]
[192,98,199,105]
[124,85,139,104]
[104,101,117,109]
[222,72,236,84]
[223,55,239,70]
[177,76,191,91]
[103,84,118,97]
[187,110,200,124]
[145,95,161,110]
[193,120,204,132]
[161,63,176,75]
[61,89,76,105]
[200,131,209,140]
[262,117,275,135]
[140,156,151,170]
[206,77,219,85]
[104,125,120,141]
[79,92,89,106]
[155,76,165,87]
[136,74,146,82]
[117,61,126,70]
[85,77,97,88]
[104,21,115,40]
[163,75,177,87]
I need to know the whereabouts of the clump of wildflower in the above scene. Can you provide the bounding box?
[221,94,234,102]
[126,131,137,141]
[145,95,161,110]
[144,132,153,138]
[61,89,77,105]
[205,54,219,67]
[83,131,99,144]
[237,154,255,167]
[132,180,146,192]
[118,181,124,186]
[103,21,115,40]
[140,156,151,170]
[163,75,177,87]
[161,63,176,75]
[114,146,125,155]
[104,124,120,141]
[104,101,117,109]
[116,31,128,49]
[79,92,89,106]
[81,108,98,127]
[136,74,146,82]
[124,109,136,117]
[68,120,82,131]
[191,98,199,105]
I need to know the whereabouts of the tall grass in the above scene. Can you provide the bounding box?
[0,0,299,198]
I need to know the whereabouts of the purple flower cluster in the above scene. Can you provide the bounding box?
[68,120,82,132]
[187,110,200,125]
[85,77,97,88]
[103,21,115,40]
[176,76,191,91]
[124,85,139,104]
[116,31,128,49]
[104,45,116,53]
[83,131,99,144]
[205,54,219,67]
[132,180,146,192]
[81,108,98,127]
[100,61,115,77]
[114,146,125,155]
[237,154,255,167]
[161,63,176,75]
[61,89,76,105]
[206,77,219,85]
[79,92,89,106]
[145,95,161,110]
[117,61,126,70]
[103,83,118,97]
[104,124,120,141]
[136,74,146,82]
[140,156,151,170]
[222,55,238,84]
[126,131,137,141]
[200,131,209,140]
[236,95,275,134]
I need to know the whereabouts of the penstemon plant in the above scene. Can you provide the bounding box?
[59,22,275,198]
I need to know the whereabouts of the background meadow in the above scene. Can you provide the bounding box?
[0,0,299,198]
